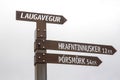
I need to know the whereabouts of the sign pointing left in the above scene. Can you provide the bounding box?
[16,11,67,24]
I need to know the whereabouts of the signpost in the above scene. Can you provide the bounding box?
[35,53,102,66]
[16,11,117,80]
[16,11,67,80]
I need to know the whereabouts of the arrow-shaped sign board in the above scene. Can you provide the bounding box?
[35,53,102,66]
[16,11,67,24]
[41,40,116,55]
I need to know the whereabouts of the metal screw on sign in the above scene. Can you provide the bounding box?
[37,29,40,31]
[43,60,45,62]
[43,46,45,49]
[43,53,45,55]
[40,35,43,37]
[43,40,45,42]
[38,56,41,59]
[38,43,40,45]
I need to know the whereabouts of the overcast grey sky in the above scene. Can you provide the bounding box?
[0,0,120,80]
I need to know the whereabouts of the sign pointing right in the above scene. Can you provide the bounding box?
[16,11,67,24]
[35,53,102,66]
[40,40,117,55]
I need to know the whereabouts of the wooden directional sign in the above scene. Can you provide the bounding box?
[35,53,102,66]
[16,11,67,24]
[44,40,116,55]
